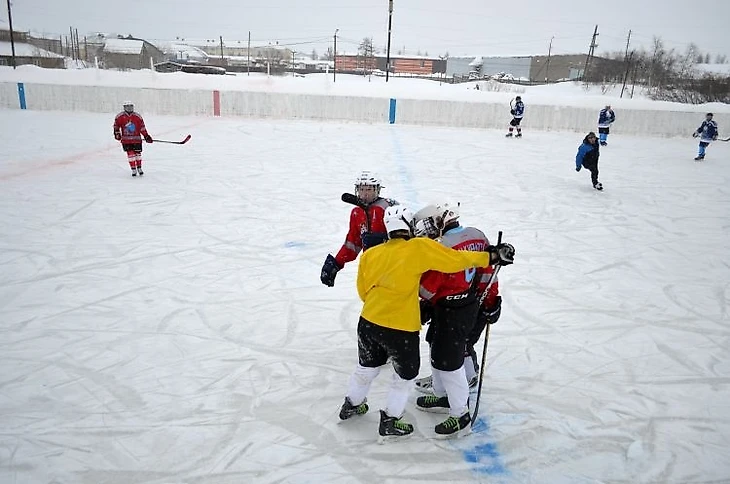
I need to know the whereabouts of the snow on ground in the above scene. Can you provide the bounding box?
[1,108,729,484]
[2,65,730,114]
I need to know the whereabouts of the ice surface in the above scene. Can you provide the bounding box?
[1,109,729,483]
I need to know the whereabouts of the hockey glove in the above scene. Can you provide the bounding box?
[481,296,502,325]
[114,132,122,141]
[487,243,515,266]
[144,134,154,143]
[692,132,699,138]
[510,109,515,115]
[320,254,342,287]
[713,135,718,141]
[361,232,388,250]
[420,299,434,325]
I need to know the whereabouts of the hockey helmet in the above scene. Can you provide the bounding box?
[383,205,414,238]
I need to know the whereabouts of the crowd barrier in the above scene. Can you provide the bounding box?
[1,81,721,138]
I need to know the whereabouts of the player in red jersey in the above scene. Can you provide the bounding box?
[320,171,398,287]
[113,101,153,176]
[412,203,503,437]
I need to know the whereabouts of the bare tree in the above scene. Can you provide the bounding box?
[311,49,318,60]
[322,46,333,61]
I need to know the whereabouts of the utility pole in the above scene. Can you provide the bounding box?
[333,29,339,82]
[582,25,599,81]
[385,0,394,82]
[247,31,251,76]
[620,30,632,98]
[219,36,224,65]
[5,0,15,68]
[545,36,554,83]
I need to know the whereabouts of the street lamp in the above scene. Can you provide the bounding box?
[333,29,339,82]
[385,0,393,82]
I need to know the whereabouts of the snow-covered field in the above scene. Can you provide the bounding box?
[1,101,729,483]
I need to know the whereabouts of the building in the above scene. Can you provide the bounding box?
[0,28,65,68]
[447,54,602,83]
[335,53,445,76]
[102,37,165,70]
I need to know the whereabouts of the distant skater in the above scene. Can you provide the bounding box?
[575,132,602,190]
[597,105,615,146]
[113,101,153,176]
[505,96,525,138]
[693,113,719,161]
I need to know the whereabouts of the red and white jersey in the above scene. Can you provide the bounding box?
[334,197,396,267]
[113,111,149,144]
[420,225,500,307]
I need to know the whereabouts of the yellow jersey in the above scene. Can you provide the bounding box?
[356,237,491,332]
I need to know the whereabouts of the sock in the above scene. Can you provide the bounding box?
[346,364,380,406]
[384,372,411,418]
[434,366,469,417]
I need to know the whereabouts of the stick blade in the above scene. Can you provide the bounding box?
[180,134,191,144]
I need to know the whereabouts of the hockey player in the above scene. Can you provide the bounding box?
[505,96,525,138]
[338,205,515,442]
[320,171,398,287]
[693,113,719,161]
[597,105,616,146]
[113,101,153,176]
[575,132,602,190]
[411,203,502,437]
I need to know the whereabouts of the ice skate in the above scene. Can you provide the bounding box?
[694,155,705,161]
[593,182,603,191]
[378,410,413,443]
[416,395,450,413]
[515,132,522,138]
[338,397,368,421]
[137,168,144,176]
[434,412,472,439]
[131,169,137,177]
[505,132,513,138]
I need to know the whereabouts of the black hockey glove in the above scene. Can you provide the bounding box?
[487,243,515,266]
[420,299,434,325]
[510,109,515,115]
[481,296,502,325]
[361,232,388,250]
[320,254,342,287]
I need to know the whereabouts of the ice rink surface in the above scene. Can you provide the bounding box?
[1,109,730,484]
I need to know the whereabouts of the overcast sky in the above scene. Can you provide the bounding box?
[6,0,730,59]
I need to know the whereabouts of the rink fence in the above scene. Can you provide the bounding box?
[0,81,720,138]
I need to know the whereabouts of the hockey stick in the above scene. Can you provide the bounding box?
[471,231,502,429]
[718,137,730,142]
[341,192,367,210]
[152,134,191,145]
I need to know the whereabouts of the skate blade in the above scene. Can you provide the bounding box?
[415,406,450,414]
[377,433,413,444]
[434,426,473,440]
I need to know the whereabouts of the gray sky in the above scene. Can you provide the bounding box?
[7,0,730,59]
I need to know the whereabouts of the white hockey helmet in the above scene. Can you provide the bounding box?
[437,202,460,228]
[412,204,445,239]
[122,100,134,113]
[354,170,382,204]
[383,205,414,237]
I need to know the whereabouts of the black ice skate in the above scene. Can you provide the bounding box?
[505,132,513,138]
[338,397,368,420]
[434,412,472,439]
[378,410,414,442]
[515,132,522,138]
[416,395,451,413]
[137,168,144,176]
[131,169,137,177]
[600,141,608,146]
[694,155,705,161]
[593,182,603,191]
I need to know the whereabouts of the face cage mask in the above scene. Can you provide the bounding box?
[414,216,442,239]
[355,185,380,203]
